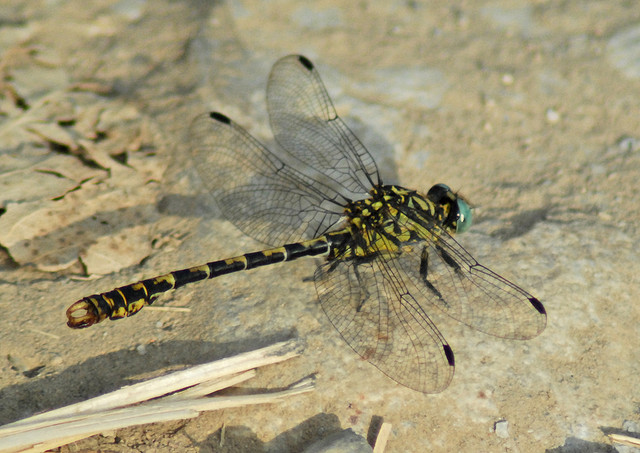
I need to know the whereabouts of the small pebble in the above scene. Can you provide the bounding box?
[495,420,509,438]
[545,108,560,123]
[617,136,640,153]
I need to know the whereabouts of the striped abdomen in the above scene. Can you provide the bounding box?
[66,236,335,328]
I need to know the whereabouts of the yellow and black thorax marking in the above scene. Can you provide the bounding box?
[327,184,457,260]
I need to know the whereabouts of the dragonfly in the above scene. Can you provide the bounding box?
[66,55,546,393]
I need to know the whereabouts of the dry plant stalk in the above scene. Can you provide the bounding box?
[0,338,312,453]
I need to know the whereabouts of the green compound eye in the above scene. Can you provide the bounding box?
[426,183,472,234]
[455,198,472,234]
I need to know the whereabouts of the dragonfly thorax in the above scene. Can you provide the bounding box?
[335,183,471,260]
[335,185,438,258]
[344,185,409,230]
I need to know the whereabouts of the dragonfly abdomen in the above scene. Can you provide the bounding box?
[66,237,334,328]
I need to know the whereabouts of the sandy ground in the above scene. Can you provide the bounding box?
[1,1,639,452]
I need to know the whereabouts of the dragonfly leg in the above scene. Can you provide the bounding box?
[419,246,446,303]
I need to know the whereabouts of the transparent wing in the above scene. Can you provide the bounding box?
[267,55,381,197]
[189,112,350,245]
[315,251,455,393]
[394,218,547,340]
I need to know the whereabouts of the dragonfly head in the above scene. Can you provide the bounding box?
[426,183,472,234]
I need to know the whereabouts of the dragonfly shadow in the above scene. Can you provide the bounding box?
[0,332,297,425]
[332,116,400,186]
[14,192,224,273]
[6,203,160,272]
[545,436,617,453]
[157,192,223,220]
[490,207,549,241]
[198,413,345,453]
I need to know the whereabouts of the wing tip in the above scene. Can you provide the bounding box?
[443,344,455,367]
[529,296,546,316]
[209,111,231,124]
[297,55,314,71]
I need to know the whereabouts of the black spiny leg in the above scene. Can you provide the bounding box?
[420,246,446,302]
[436,244,463,274]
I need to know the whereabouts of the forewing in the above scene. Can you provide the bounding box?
[396,220,546,340]
[189,112,347,245]
[267,55,380,197]
[315,253,455,393]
